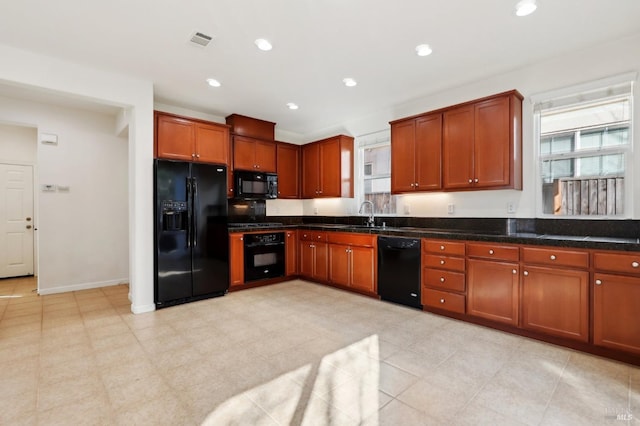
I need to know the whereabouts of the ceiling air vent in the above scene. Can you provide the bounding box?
[190,31,213,47]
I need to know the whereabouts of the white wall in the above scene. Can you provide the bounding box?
[0,44,155,313]
[298,33,640,219]
[0,123,37,164]
[0,96,129,293]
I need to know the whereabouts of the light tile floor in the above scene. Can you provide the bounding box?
[1,276,638,425]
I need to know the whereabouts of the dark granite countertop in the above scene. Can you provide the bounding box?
[229,223,640,252]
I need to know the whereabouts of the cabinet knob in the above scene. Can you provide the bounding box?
[310,244,315,248]
[240,237,243,241]
[440,277,445,283]
[489,249,494,255]
[415,182,419,187]
[196,154,200,158]
[523,271,529,276]
[440,245,445,251]
[595,279,602,285]
[512,269,517,274]
[318,190,322,194]
[440,260,445,265]
[410,183,415,187]
[550,255,556,260]
[474,178,479,183]
[192,153,196,158]
[440,298,445,304]
[468,179,473,183]
[632,261,639,268]
[317,235,322,239]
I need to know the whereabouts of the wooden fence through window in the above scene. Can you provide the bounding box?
[557,176,623,215]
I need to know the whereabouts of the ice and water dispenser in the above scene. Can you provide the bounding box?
[161,200,188,231]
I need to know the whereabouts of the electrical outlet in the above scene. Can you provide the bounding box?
[404,203,411,215]
[507,202,516,214]
[313,207,318,215]
[447,204,455,214]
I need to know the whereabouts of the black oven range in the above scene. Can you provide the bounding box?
[242,232,285,282]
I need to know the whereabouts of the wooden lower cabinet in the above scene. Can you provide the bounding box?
[422,288,465,314]
[328,244,376,293]
[521,265,589,342]
[299,240,328,281]
[467,258,519,326]
[593,273,640,355]
[285,230,298,276]
[229,233,244,287]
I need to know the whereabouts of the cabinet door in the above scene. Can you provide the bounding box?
[415,114,442,191]
[299,242,315,278]
[474,96,510,188]
[229,234,244,287]
[285,230,298,277]
[443,105,474,189]
[467,259,519,326]
[255,140,277,172]
[318,138,341,197]
[390,120,416,193]
[329,244,350,286]
[350,246,376,293]
[156,115,194,161]
[233,136,257,171]
[593,273,640,355]
[314,242,329,281]
[195,123,229,164]
[277,143,300,198]
[301,143,320,198]
[521,265,589,342]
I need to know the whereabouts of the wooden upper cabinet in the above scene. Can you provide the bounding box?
[390,114,442,193]
[301,135,354,198]
[443,91,522,190]
[233,136,276,172]
[155,112,229,165]
[276,142,300,199]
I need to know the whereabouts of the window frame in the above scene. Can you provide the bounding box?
[355,130,397,216]
[533,77,635,219]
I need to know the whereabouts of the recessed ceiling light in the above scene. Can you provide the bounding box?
[343,78,357,87]
[254,38,273,51]
[415,44,433,57]
[515,0,537,16]
[206,78,221,87]
[286,102,299,110]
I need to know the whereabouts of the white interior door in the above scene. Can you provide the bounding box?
[0,164,34,278]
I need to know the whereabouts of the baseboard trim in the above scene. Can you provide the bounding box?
[131,303,155,314]
[37,278,129,295]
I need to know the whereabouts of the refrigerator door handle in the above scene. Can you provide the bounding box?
[192,177,198,247]
[186,177,192,248]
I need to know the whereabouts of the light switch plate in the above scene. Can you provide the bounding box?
[447,204,455,214]
[507,202,516,214]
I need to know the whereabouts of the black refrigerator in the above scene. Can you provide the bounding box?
[154,159,229,308]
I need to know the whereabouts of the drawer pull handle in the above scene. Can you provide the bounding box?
[524,271,529,276]
[440,277,445,283]
[512,269,517,274]
[440,245,445,251]
[550,255,556,260]
[595,279,602,285]
[632,261,639,268]
[440,298,445,304]
[440,260,445,265]
[489,249,494,255]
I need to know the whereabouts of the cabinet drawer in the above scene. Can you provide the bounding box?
[422,288,465,314]
[299,231,327,242]
[423,255,465,272]
[593,252,640,276]
[328,232,376,247]
[467,243,519,262]
[423,239,465,256]
[522,246,589,269]
[423,268,465,292]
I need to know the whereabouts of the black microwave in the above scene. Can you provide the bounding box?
[234,171,278,199]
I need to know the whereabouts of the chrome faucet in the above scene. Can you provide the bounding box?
[358,200,375,227]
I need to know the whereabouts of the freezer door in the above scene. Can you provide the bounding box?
[155,160,192,304]
[190,163,230,297]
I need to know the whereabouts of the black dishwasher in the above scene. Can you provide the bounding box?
[377,237,422,309]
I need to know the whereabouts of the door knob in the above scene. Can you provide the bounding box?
[26,225,32,229]
[26,217,32,221]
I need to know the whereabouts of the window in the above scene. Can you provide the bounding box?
[357,131,397,215]
[536,79,633,216]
